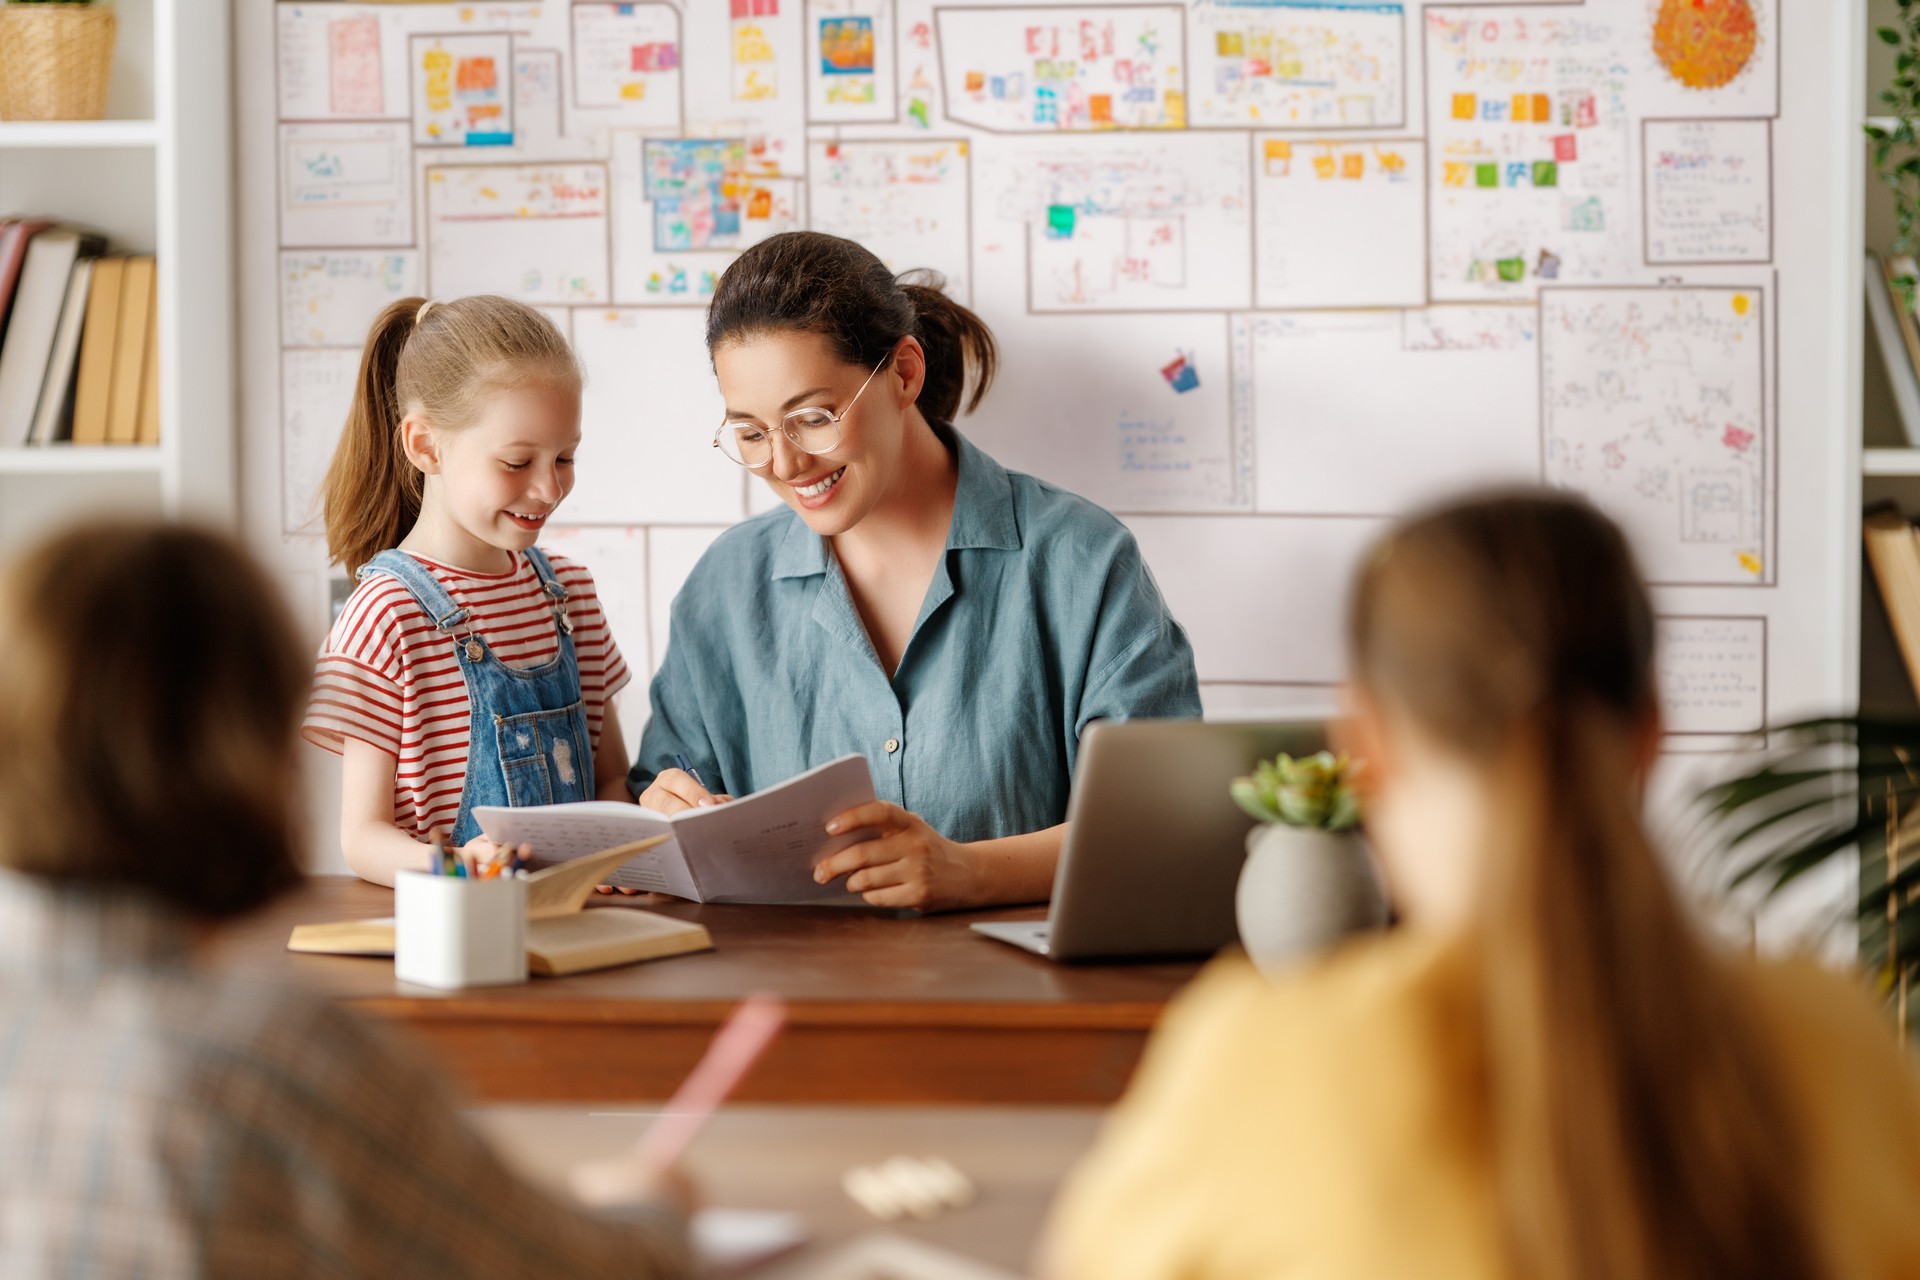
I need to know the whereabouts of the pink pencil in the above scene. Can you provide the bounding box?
[634,992,787,1171]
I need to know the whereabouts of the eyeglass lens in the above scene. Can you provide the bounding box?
[720,409,840,467]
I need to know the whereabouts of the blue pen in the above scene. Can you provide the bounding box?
[674,752,706,789]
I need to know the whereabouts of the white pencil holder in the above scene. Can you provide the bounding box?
[395,871,527,989]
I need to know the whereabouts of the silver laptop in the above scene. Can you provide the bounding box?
[973,719,1326,962]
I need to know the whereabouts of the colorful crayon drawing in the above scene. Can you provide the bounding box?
[820,16,874,74]
[1189,0,1403,128]
[1652,0,1758,91]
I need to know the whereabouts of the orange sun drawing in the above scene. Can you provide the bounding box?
[1651,0,1759,91]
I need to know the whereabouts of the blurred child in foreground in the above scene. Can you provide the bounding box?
[0,519,691,1278]
[1046,490,1920,1280]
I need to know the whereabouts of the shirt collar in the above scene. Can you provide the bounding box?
[769,425,1021,581]
[0,871,195,977]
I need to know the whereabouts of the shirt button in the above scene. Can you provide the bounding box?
[884,738,900,754]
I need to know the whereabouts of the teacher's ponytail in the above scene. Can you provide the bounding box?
[707,232,996,424]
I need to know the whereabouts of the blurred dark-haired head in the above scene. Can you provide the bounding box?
[0,520,310,920]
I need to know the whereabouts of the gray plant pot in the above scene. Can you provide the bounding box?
[1235,824,1388,975]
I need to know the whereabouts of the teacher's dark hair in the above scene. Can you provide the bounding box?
[706,231,996,424]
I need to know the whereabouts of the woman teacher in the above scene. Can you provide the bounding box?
[630,232,1201,911]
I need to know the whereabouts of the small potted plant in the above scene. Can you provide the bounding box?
[1230,750,1387,974]
[0,0,118,123]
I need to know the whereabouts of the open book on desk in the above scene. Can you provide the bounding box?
[289,839,715,976]
[474,754,877,905]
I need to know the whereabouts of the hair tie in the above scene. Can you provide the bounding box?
[414,299,437,327]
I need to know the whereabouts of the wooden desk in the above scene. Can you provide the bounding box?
[231,878,1202,1105]
[472,1104,1102,1275]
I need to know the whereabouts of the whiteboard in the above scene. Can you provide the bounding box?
[1253,136,1425,310]
[1240,309,1540,515]
[279,249,420,347]
[978,132,1253,313]
[569,308,744,526]
[807,138,973,304]
[239,0,1854,882]
[424,162,611,303]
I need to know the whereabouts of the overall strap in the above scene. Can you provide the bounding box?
[523,546,574,635]
[358,549,471,633]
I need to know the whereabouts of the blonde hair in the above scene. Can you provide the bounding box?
[1348,491,1824,1280]
[321,294,579,575]
[0,520,310,920]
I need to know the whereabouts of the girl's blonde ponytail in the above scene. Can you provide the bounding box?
[322,297,425,577]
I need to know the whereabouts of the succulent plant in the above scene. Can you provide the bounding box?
[1231,750,1361,831]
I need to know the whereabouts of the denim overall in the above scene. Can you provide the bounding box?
[359,548,594,845]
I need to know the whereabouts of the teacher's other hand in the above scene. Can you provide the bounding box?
[812,802,981,912]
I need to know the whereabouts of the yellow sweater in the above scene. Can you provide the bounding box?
[1048,933,1920,1280]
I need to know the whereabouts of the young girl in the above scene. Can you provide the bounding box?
[305,295,633,885]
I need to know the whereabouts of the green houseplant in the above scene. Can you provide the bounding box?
[1868,3,1920,307]
[0,0,117,123]
[1230,751,1385,974]
[1696,716,1920,1041]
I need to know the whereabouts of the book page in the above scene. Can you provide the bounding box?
[473,802,699,898]
[672,755,876,904]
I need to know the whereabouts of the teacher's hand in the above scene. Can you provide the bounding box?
[599,771,731,895]
[812,802,981,912]
[636,768,731,816]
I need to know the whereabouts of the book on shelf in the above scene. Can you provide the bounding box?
[70,256,122,444]
[0,226,103,447]
[1864,505,1920,700]
[0,218,160,449]
[26,257,94,445]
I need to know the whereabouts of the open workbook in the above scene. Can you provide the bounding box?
[473,754,878,904]
[287,839,713,976]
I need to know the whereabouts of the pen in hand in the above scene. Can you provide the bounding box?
[673,752,705,789]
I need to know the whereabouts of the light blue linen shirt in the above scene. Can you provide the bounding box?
[631,427,1202,844]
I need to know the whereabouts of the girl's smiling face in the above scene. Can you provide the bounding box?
[406,379,581,572]
[714,330,923,539]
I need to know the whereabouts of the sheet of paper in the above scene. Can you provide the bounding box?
[937,5,1183,133]
[424,162,610,303]
[1253,138,1425,310]
[279,249,419,347]
[1644,118,1772,265]
[1189,0,1404,129]
[279,121,413,248]
[1541,285,1770,586]
[410,31,516,148]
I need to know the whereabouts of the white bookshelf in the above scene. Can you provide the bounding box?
[0,0,233,546]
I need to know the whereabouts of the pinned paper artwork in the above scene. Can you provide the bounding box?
[1161,352,1199,394]
[1652,0,1759,91]
[411,33,514,147]
[820,16,875,74]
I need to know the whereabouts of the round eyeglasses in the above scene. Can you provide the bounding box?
[712,354,891,469]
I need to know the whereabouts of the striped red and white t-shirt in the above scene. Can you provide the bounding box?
[302,551,631,839]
